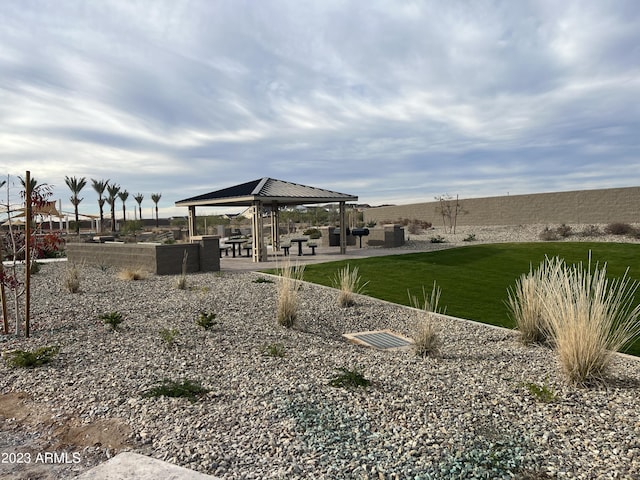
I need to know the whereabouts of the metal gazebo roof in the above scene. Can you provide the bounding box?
[175,178,358,263]
[175,177,358,207]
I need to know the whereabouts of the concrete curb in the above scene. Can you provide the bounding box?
[74,452,221,480]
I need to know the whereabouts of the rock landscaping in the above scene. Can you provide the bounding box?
[0,224,639,479]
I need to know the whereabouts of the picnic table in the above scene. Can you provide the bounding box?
[290,238,308,256]
[225,238,248,258]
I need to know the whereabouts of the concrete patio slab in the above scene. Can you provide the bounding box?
[74,452,220,480]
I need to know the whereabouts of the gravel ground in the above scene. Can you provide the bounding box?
[0,224,639,479]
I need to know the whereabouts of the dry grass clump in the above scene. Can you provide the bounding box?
[509,254,640,385]
[117,268,148,281]
[332,264,368,307]
[408,282,444,358]
[539,259,640,384]
[276,262,305,328]
[507,256,564,345]
[64,265,81,293]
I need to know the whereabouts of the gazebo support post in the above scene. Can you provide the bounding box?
[339,201,347,255]
[251,200,265,262]
[271,202,280,252]
[188,206,197,240]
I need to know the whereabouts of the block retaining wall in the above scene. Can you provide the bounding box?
[364,186,640,227]
[66,237,220,275]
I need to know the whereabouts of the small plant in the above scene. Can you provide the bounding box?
[261,342,286,357]
[302,228,322,239]
[328,366,371,388]
[64,265,81,293]
[253,277,274,284]
[4,346,60,368]
[100,311,124,331]
[538,226,559,241]
[196,311,217,330]
[176,251,188,290]
[462,233,476,242]
[142,378,208,402]
[29,261,42,274]
[332,264,368,307]
[276,262,305,328]
[409,282,444,358]
[429,235,446,243]
[520,380,556,403]
[117,268,147,281]
[555,224,572,238]
[159,327,180,346]
[580,225,602,237]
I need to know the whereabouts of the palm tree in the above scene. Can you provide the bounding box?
[151,193,162,228]
[106,183,120,233]
[91,179,109,233]
[117,190,129,222]
[134,193,144,221]
[65,176,87,235]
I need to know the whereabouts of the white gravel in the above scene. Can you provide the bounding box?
[0,224,639,479]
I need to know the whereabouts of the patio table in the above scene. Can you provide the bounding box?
[226,238,248,258]
[290,238,308,256]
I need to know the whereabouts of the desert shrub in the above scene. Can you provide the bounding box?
[64,265,81,293]
[506,257,565,345]
[580,225,602,237]
[430,235,446,243]
[253,276,274,283]
[117,268,147,281]
[4,346,59,368]
[332,264,368,307]
[604,222,634,235]
[196,312,217,330]
[29,261,41,274]
[100,311,124,331]
[328,366,370,388]
[539,258,640,385]
[463,233,477,242]
[366,221,377,228]
[175,251,188,290]
[276,262,305,328]
[142,379,208,402]
[556,224,573,238]
[261,342,286,357]
[159,327,180,346]
[538,227,559,241]
[303,228,322,239]
[408,282,444,357]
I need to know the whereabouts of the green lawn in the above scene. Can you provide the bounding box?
[294,242,640,356]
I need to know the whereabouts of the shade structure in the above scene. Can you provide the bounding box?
[175,178,358,262]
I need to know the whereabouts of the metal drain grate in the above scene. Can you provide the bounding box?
[343,330,414,351]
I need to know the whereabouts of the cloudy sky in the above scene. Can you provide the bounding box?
[1,0,639,218]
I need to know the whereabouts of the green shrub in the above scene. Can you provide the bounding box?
[100,311,124,331]
[430,235,446,243]
[520,380,556,403]
[142,379,208,402]
[253,277,274,284]
[303,228,322,239]
[159,327,180,346]
[328,366,371,388]
[196,311,217,330]
[261,342,286,357]
[4,346,60,368]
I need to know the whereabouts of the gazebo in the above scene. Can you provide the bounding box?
[175,177,358,262]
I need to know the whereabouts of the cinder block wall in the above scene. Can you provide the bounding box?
[66,240,220,275]
[364,186,640,226]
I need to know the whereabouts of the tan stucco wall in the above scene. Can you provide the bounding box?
[363,186,640,227]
